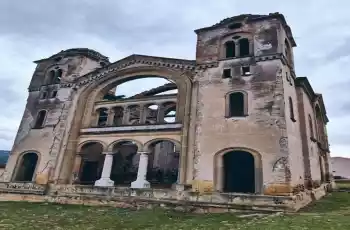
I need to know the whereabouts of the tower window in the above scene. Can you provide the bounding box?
[239,38,250,57]
[223,69,231,79]
[308,114,314,139]
[242,66,251,76]
[33,110,47,129]
[289,97,296,122]
[40,91,48,99]
[51,91,57,98]
[46,69,63,85]
[225,41,236,58]
[227,92,247,117]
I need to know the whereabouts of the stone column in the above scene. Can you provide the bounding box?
[131,152,150,188]
[139,104,146,124]
[156,104,165,123]
[106,108,115,126]
[95,152,115,187]
[122,106,129,125]
[71,153,82,184]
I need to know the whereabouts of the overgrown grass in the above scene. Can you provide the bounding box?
[0,192,350,229]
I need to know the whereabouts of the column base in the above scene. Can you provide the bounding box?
[94,178,114,187]
[131,179,150,189]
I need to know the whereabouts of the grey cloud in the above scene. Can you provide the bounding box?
[324,37,350,62]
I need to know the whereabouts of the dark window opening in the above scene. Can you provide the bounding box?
[225,41,235,58]
[97,108,108,127]
[229,92,245,117]
[40,91,48,99]
[242,66,251,76]
[308,114,314,139]
[223,151,255,193]
[239,38,250,57]
[228,23,242,30]
[51,91,57,98]
[289,97,296,122]
[33,110,47,129]
[47,70,55,84]
[54,69,62,84]
[100,62,106,67]
[223,69,231,78]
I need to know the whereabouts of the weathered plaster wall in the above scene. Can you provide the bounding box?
[282,68,304,186]
[196,18,282,64]
[192,59,288,191]
[300,90,322,181]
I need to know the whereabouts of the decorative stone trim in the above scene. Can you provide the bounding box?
[0,182,47,195]
[80,123,182,134]
[59,55,196,88]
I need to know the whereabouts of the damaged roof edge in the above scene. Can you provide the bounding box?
[194,12,296,47]
[33,48,110,64]
[295,77,329,123]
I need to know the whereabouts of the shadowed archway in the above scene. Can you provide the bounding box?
[14,152,39,182]
[223,150,255,193]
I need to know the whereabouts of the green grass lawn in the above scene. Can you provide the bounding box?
[0,192,350,230]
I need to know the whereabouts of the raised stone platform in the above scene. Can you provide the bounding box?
[0,182,332,213]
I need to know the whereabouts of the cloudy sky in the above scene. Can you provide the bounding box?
[0,0,349,157]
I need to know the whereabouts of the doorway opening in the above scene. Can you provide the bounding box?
[223,150,255,193]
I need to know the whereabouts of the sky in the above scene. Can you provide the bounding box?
[0,0,349,157]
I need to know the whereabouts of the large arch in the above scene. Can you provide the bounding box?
[54,66,193,185]
[12,151,40,182]
[214,147,263,194]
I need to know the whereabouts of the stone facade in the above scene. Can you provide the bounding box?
[0,13,332,211]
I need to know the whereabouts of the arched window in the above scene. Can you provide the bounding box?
[288,97,296,122]
[33,110,47,129]
[227,92,247,117]
[308,114,314,139]
[225,41,236,58]
[46,69,62,85]
[239,38,250,57]
[54,69,62,84]
[47,70,55,84]
[97,108,108,127]
[51,91,57,98]
[14,152,39,182]
[285,39,292,63]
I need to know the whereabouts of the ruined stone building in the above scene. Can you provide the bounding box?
[0,13,333,211]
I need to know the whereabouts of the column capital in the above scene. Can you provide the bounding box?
[138,151,150,155]
[102,151,114,155]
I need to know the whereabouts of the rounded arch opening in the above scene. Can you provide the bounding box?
[214,148,262,194]
[110,141,140,185]
[145,139,180,188]
[14,152,39,182]
[78,142,104,185]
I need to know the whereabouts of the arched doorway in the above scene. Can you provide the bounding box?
[79,142,104,185]
[223,151,255,193]
[14,152,39,182]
